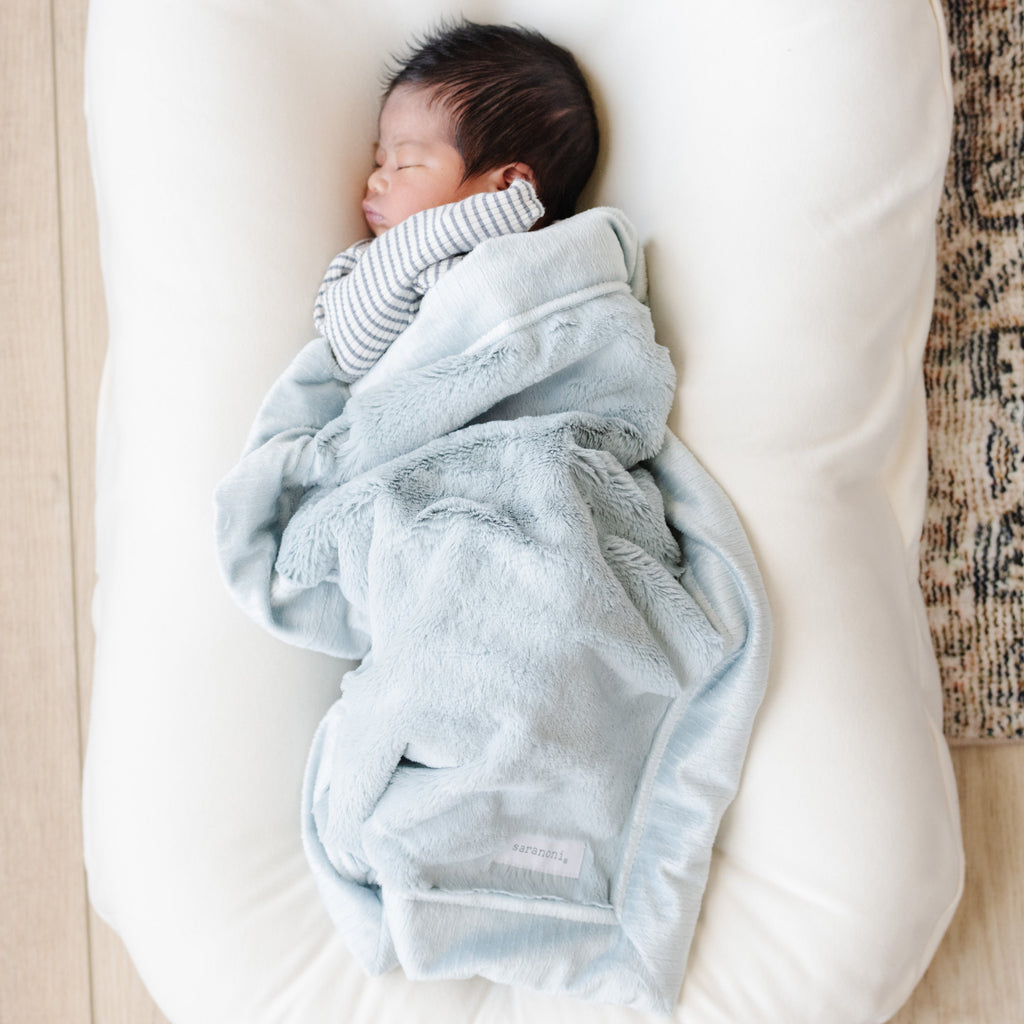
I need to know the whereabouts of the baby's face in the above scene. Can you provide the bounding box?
[363,85,495,235]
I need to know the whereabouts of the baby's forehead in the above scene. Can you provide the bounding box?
[377,85,458,144]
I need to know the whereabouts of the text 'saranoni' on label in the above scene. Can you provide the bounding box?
[492,833,586,878]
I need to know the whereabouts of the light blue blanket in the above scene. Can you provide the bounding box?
[214,206,771,1014]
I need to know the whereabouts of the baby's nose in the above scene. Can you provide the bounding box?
[366,167,386,194]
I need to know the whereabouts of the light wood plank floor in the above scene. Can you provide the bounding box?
[2,2,1021,1021]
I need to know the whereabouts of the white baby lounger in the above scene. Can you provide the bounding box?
[82,0,963,1021]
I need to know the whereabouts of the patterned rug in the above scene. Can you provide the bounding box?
[920,0,1024,742]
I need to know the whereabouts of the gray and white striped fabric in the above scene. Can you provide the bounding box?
[314,179,545,381]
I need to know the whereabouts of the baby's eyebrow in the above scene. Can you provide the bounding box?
[376,139,427,151]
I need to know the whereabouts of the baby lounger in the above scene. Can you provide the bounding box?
[83,0,963,1020]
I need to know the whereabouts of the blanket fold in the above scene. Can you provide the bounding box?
[214,206,771,1014]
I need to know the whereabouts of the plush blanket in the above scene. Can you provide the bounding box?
[214,206,771,1014]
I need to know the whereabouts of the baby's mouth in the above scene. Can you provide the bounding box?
[362,203,386,231]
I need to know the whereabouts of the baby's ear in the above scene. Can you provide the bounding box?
[500,163,536,189]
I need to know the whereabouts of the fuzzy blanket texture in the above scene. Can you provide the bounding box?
[214,206,771,1012]
[921,0,1024,742]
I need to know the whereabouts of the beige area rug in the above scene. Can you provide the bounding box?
[921,0,1024,741]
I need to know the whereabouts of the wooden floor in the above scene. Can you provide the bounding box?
[1,2,1021,1021]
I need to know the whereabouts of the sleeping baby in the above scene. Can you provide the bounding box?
[313,20,598,380]
[216,17,770,1014]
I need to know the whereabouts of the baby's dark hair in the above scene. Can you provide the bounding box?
[385,21,599,223]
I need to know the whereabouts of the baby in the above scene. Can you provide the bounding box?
[313,21,599,381]
[214,21,772,1010]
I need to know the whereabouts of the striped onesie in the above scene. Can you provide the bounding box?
[314,179,545,382]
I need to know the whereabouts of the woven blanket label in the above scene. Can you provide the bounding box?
[493,834,586,878]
